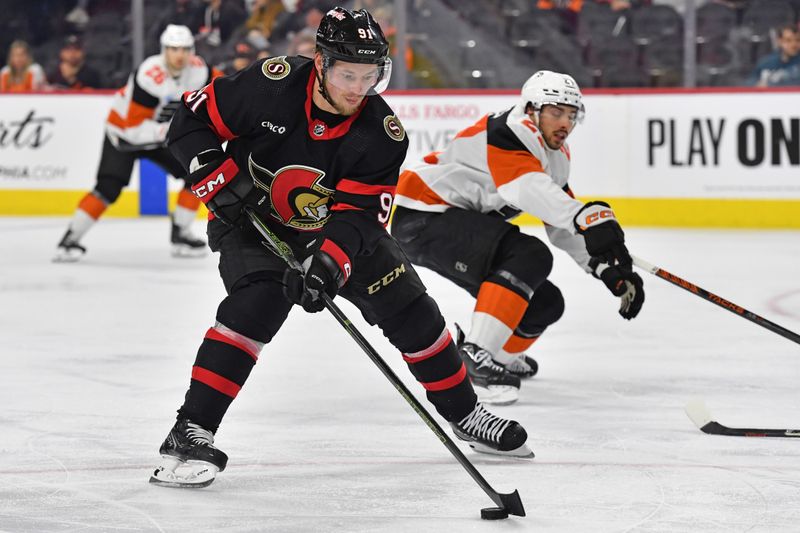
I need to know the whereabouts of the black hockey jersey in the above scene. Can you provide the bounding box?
[167,55,408,258]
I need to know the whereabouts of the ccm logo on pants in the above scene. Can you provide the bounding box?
[368,264,406,294]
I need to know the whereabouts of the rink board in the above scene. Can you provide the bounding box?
[1,88,798,227]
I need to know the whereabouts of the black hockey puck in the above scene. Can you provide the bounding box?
[481,507,509,520]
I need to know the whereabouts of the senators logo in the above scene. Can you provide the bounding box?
[383,115,405,142]
[248,154,333,231]
[262,56,290,80]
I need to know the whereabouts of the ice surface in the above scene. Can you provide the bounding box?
[1,217,798,532]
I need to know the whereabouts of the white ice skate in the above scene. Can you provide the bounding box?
[170,218,207,258]
[53,230,86,263]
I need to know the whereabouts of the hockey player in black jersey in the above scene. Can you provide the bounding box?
[150,7,533,488]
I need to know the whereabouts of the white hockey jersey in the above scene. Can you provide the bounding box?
[105,54,215,150]
[395,105,592,272]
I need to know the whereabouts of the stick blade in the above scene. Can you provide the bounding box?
[498,490,525,517]
[685,399,714,432]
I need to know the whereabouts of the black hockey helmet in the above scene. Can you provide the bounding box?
[314,7,393,101]
[316,7,389,65]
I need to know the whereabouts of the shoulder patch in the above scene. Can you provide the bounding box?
[262,56,291,80]
[383,115,405,142]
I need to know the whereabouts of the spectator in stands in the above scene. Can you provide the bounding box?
[221,39,259,74]
[47,35,104,90]
[0,40,46,92]
[747,24,800,87]
[245,0,286,39]
[370,4,445,88]
[196,0,248,48]
[595,0,650,10]
[270,0,333,46]
[286,27,317,57]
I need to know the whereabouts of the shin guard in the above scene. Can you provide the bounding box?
[379,295,477,422]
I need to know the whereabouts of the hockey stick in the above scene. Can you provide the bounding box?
[244,208,525,518]
[685,400,800,438]
[632,255,800,346]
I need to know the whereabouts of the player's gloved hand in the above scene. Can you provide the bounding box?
[591,258,645,320]
[282,239,352,313]
[574,201,632,267]
[188,149,265,225]
[156,100,182,123]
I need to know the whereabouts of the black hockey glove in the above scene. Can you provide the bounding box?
[283,239,352,313]
[591,258,645,320]
[574,201,632,267]
[156,100,182,123]
[188,150,265,225]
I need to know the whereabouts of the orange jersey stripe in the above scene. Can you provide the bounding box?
[107,99,156,129]
[396,170,448,206]
[474,281,529,330]
[423,151,441,164]
[503,333,539,354]
[78,192,107,220]
[487,145,545,188]
[177,188,201,210]
[454,115,488,139]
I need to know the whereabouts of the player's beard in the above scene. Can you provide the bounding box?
[544,128,569,150]
[332,93,364,116]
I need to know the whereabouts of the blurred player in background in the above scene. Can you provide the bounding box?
[149,7,532,489]
[392,71,645,405]
[54,25,219,262]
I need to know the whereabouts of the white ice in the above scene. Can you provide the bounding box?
[1,217,799,532]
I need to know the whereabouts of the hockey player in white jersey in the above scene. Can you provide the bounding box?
[54,25,220,262]
[392,71,645,402]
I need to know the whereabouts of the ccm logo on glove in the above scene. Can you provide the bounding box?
[191,158,240,201]
[576,203,616,230]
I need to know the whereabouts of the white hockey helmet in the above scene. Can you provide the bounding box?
[519,70,585,123]
[160,24,195,53]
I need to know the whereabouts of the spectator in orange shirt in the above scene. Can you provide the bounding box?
[1,40,47,92]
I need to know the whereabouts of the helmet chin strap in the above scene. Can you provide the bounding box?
[315,59,339,111]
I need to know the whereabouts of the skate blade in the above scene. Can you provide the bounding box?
[495,356,536,379]
[503,367,536,380]
[149,456,219,488]
[171,244,207,258]
[475,385,519,406]
[468,441,535,459]
[52,250,84,263]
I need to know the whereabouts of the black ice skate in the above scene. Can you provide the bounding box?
[170,217,207,258]
[495,353,539,379]
[451,403,534,458]
[455,326,520,405]
[149,419,228,488]
[53,230,87,263]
